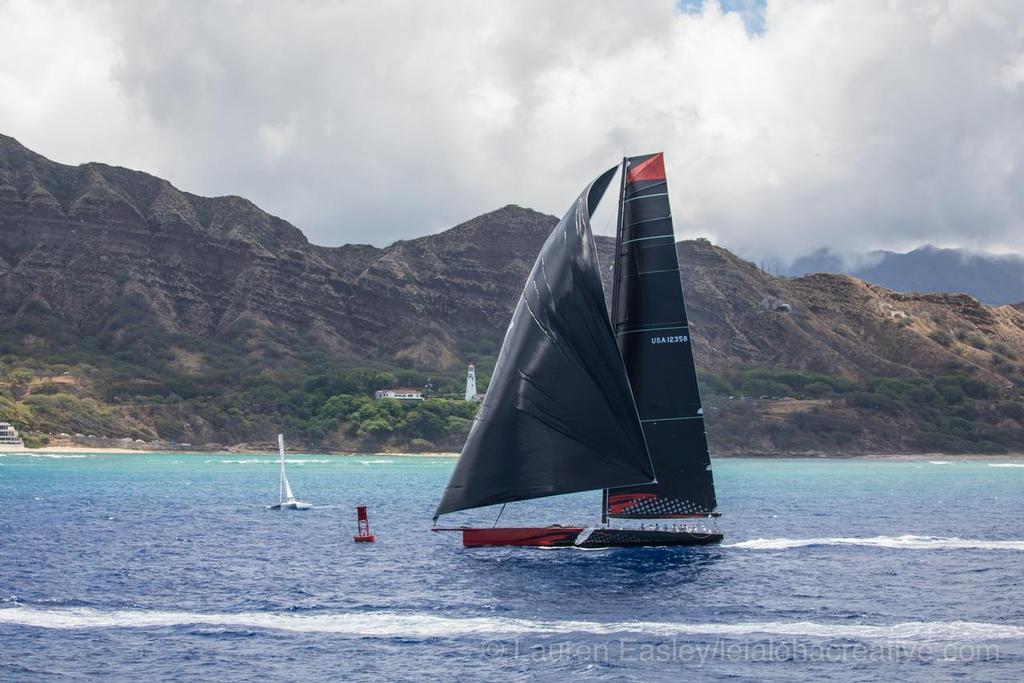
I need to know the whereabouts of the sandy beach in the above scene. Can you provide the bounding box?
[6,445,1021,460]
[8,445,461,457]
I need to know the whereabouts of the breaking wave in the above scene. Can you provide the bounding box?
[988,463,1024,468]
[725,535,1024,551]
[1,606,1021,642]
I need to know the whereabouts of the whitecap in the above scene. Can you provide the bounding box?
[206,458,330,465]
[725,535,1024,551]
[928,461,951,465]
[988,463,1024,468]
[0,606,1021,642]
[205,459,262,465]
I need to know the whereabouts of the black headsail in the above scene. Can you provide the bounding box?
[434,167,655,520]
[604,153,719,519]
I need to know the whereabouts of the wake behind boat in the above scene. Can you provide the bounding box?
[268,434,312,510]
[433,154,722,548]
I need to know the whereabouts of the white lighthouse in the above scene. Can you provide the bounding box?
[464,364,477,402]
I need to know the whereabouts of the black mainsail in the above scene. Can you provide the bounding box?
[434,167,655,520]
[605,153,719,519]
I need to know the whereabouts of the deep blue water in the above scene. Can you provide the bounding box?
[1,453,1023,681]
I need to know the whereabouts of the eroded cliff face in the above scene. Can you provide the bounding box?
[0,134,560,368]
[4,131,1024,392]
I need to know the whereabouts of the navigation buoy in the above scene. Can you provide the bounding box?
[354,505,375,542]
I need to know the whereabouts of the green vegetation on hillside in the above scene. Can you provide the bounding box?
[0,298,487,451]
[3,294,1024,454]
[698,367,1023,454]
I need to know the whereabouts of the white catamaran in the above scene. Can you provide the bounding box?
[268,433,312,510]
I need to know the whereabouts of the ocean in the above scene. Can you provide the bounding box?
[1,453,1022,681]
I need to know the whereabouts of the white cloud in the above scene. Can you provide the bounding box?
[0,0,162,171]
[1,0,1023,263]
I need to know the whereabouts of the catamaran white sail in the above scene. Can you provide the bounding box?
[268,433,312,510]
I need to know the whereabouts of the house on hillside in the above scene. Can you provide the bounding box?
[374,388,424,401]
[760,295,791,313]
[0,422,25,449]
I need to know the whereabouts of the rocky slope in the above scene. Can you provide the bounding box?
[0,133,555,368]
[663,241,1024,390]
[3,133,1024,453]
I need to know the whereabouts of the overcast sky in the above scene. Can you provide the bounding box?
[2,0,1023,262]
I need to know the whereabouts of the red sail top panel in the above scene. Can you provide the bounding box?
[626,153,666,184]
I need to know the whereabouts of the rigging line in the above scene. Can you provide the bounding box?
[622,233,674,245]
[626,179,667,193]
[623,192,668,203]
[618,267,681,279]
[615,324,688,335]
[625,215,672,229]
[493,503,507,528]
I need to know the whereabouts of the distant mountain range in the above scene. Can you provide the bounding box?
[3,132,1024,454]
[781,246,1024,305]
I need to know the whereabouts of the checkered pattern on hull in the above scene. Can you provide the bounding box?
[578,528,723,547]
[609,494,709,518]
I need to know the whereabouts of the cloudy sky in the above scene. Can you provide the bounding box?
[2,0,1023,262]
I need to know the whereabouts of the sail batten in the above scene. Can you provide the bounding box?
[606,153,719,519]
[433,166,655,520]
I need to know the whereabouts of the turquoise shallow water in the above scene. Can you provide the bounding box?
[1,453,1023,681]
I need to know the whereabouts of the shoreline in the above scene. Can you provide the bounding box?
[720,452,1024,461]
[2,445,462,457]
[5,446,1023,460]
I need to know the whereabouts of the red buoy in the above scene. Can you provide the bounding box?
[354,505,375,542]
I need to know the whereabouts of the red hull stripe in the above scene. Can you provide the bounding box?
[626,153,666,183]
[461,527,583,547]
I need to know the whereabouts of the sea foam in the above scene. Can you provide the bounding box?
[1,606,1021,642]
[725,535,1024,551]
[205,458,331,465]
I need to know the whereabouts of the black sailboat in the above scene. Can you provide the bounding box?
[433,154,722,548]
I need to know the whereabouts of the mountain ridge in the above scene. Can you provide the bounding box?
[3,133,1024,454]
[782,245,1024,306]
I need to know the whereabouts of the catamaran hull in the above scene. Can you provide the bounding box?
[447,527,723,548]
[268,501,312,510]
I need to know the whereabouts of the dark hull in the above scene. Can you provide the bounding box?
[578,528,723,548]
[438,527,723,548]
